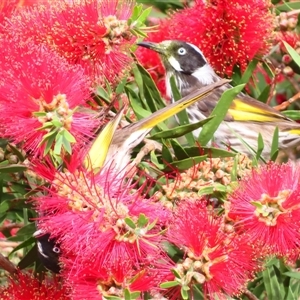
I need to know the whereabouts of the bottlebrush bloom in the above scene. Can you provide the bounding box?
[0,271,70,300]
[33,162,171,291]
[164,201,257,299]
[137,0,275,82]
[228,161,300,261]
[7,0,136,84]
[0,39,98,157]
[64,260,160,299]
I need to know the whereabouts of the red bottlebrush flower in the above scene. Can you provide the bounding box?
[0,40,97,156]
[228,161,300,260]
[0,271,70,300]
[164,201,257,299]
[65,261,160,299]
[8,0,136,84]
[33,165,171,289]
[137,0,275,81]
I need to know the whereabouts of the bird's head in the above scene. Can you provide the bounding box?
[137,40,218,98]
[137,40,208,75]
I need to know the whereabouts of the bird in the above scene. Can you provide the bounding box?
[137,40,300,159]
[33,230,61,273]
[84,79,229,174]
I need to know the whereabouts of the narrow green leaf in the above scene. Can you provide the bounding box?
[62,136,72,155]
[150,117,214,140]
[54,134,63,155]
[11,237,35,256]
[181,287,189,300]
[277,2,300,13]
[282,110,300,120]
[198,84,245,145]
[171,139,189,160]
[125,217,136,229]
[167,155,207,171]
[270,127,279,161]
[283,41,300,68]
[0,200,9,213]
[63,130,76,143]
[0,165,27,173]
[137,213,148,227]
[150,150,165,170]
[240,59,259,84]
[96,86,110,102]
[13,222,36,237]
[160,281,180,288]
[17,242,37,269]
[183,146,236,158]
[124,288,131,300]
[43,132,57,155]
[284,271,300,280]
[7,144,25,162]
[128,292,140,300]
[198,186,214,196]
[161,143,173,163]
[170,76,195,145]
[255,133,264,161]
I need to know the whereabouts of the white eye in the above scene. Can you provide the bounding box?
[177,47,187,55]
[53,246,60,254]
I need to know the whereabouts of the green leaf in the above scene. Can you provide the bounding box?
[167,155,207,171]
[11,236,35,256]
[63,130,76,143]
[283,41,300,68]
[198,183,227,196]
[270,127,279,161]
[137,213,148,227]
[150,117,214,140]
[171,139,189,160]
[183,146,236,158]
[125,217,136,229]
[0,200,9,213]
[198,84,245,145]
[124,288,131,300]
[150,150,165,170]
[17,242,37,269]
[181,286,189,300]
[13,222,36,237]
[128,292,140,300]
[240,59,259,84]
[255,133,264,162]
[282,110,300,120]
[170,75,195,145]
[96,86,110,102]
[161,143,173,163]
[160,281,180,288]
[0,164,27,173]
[284,271,300,280]
[276,2,300,12]
[54,134,63,155]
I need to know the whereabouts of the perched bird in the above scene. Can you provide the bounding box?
[84,79,229,174]
[137,40,300,158]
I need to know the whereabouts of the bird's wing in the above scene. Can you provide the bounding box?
[193,82,294,123]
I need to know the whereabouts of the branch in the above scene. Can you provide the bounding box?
[0,252,17,276]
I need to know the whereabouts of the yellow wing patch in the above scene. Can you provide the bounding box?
[229,98,285,122]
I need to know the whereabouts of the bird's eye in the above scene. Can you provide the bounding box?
[177,47,187,55]
[53,246,60,254]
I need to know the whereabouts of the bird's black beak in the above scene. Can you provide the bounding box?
[137,41,165,54]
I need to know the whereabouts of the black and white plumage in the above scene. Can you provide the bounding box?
[138,40,300,158]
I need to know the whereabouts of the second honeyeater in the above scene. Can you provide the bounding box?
[138,40,300,158]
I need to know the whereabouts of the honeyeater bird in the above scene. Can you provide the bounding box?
[84,79,229,174]
[137,40,300,158]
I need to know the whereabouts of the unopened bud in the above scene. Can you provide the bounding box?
[283,66,294,76]
[282,54,292,65]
